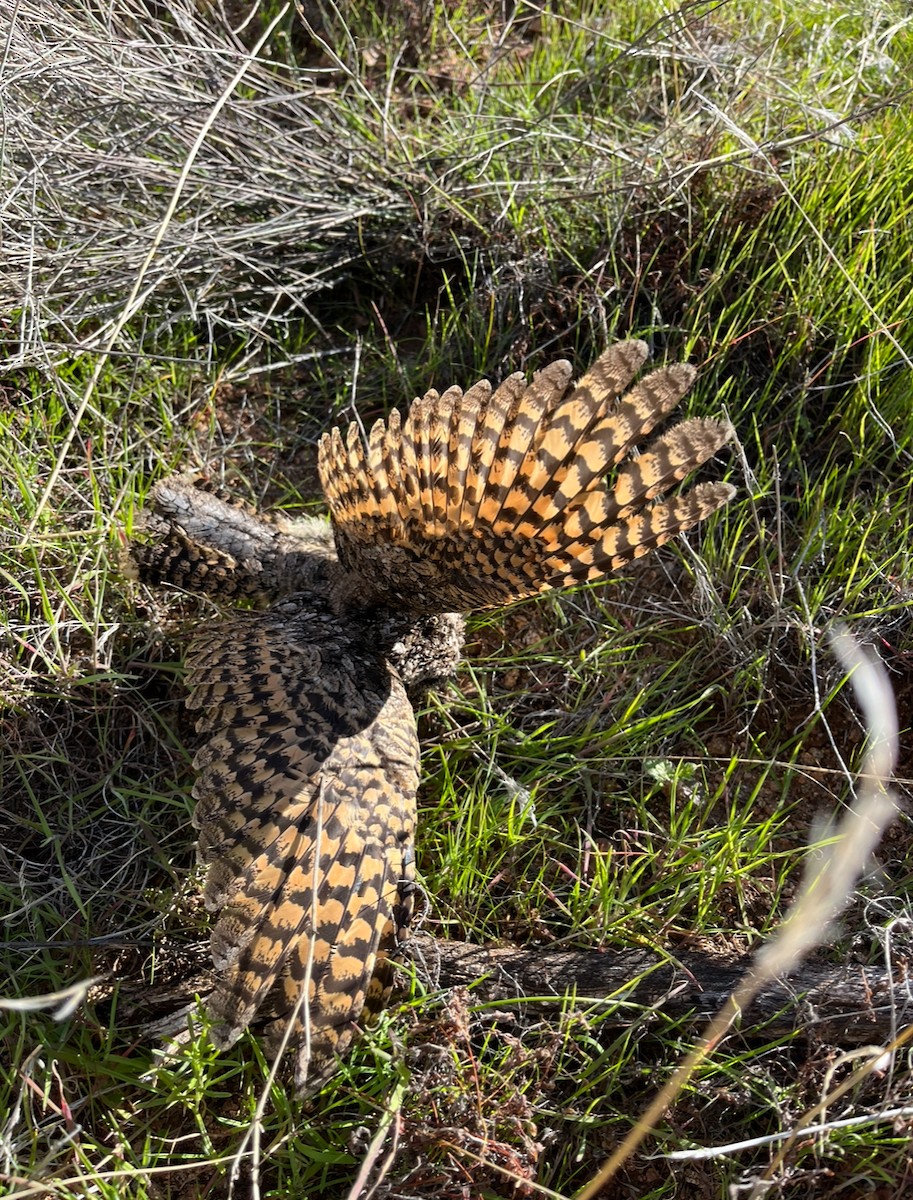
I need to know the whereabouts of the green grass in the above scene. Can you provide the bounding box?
[4,1,913,1197]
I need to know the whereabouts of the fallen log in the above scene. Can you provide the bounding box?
[410,936,906,1041]
[109,935,909,1044]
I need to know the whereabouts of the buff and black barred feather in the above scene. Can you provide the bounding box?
[318,340,734,614]
[128,473,336,604]
[134,340,734,1093]
[184,595,418,1092]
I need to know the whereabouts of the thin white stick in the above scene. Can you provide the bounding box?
[666,1103,913,1161]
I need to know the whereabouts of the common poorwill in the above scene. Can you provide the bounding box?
[132,339,735,1092]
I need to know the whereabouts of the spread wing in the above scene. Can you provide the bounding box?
[184,594,419,1093]
[318,339,734,614]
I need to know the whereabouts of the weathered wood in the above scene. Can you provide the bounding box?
[114,936,903,1044]
[410,936,900,1041]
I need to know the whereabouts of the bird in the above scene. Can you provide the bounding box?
[131,338,735,1094]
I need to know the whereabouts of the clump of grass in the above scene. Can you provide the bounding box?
[6,1,910,372]
[576,629,899,1196]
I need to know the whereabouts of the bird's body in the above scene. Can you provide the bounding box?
[132,340,735,1092]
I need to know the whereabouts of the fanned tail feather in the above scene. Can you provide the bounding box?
[458,371,528,524]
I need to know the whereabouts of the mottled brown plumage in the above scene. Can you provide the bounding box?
[129,475,336,604]
[185,595,418,1089]
[133,340,734,1093]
